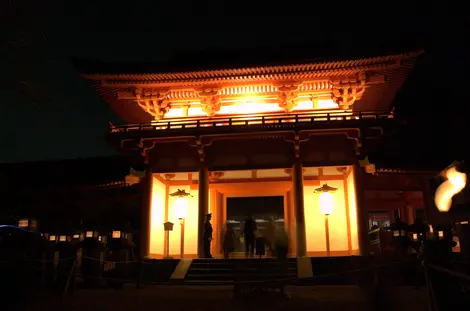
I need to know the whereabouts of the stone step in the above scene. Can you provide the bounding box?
[183,280,234,285]
[185,273,234,280]
[185,258,298,284]
[193,258,297,264]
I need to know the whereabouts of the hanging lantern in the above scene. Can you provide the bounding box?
[169,189,192,220]
[314,184,338,216]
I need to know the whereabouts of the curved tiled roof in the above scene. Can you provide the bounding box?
[78,50,423,83]
[74,48,424,124]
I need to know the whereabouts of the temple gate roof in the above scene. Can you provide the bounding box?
[73,47,424,124]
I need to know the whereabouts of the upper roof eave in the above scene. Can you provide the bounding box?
[75,49,424,82]
[375,168,438,175]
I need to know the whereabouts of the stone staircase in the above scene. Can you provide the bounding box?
[184,258,297,285]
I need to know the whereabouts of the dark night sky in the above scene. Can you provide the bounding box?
[1,1,468,168]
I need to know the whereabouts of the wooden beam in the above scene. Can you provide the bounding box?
[251,170,258,178]
[163,174,344,186]
[154,174,168,185]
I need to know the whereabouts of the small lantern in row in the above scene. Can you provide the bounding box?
[85,231,99,239]
[393,230,407,237]
[18,218,38,231]
[111,230,133,241]
[426,225,444,240]
[73,232,85,241]
[112,230,122,239]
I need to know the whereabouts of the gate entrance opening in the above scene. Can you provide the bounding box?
[226,196,284,253]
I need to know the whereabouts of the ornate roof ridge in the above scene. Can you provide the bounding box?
[78,50,424,81]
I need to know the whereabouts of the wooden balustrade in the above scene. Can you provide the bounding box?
[109,111,393,134]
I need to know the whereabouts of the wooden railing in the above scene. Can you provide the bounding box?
[109,111,393,134]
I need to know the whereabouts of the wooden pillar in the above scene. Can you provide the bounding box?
[405,203,415,225]
[197,164,209,258]
[140,170,153,258]
[353,163,369,255]
[421,176,440,223]
[292,158,307,257]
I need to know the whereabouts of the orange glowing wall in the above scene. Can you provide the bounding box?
[347,170,360,254]
[167,185,199,257]
[149,176,166,256]
[163,99,340,119]
[303,179,349,256]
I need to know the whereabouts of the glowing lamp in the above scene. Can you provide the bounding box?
[170,189,192,221]
[18,219,29,228]
[112,231,121,239]
[314,184,338,216]
[49,235,57,242]
[434,164,467,212]
[59,235,67,242]
[314,183,338,257]
[85,231,99,239]
[169,189,193,258]
[413,233,418,241]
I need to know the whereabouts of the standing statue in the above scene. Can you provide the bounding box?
[203,213,213,258]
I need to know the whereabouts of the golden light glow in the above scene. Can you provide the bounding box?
[112,231,121,238]
[18,219,28,228]
[347,170,359,252]
[162,98,341,120]
[188,106,205,116]
[168,186,198,256]
[149,176,165,256]
[165,108,184,118]
[434,166,467,212]
[304,178,349,254]
[293,100,314,111]
[146,167,361,257]
[174,196,188,219]
[319,192,334,215]
[317,99,339,109]
[218,102,282,115]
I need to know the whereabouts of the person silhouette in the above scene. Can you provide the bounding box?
[243,215,257,257]
[222,222,236,259]
[203,213,213,258]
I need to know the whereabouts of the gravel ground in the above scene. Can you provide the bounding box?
[13,285,428,311]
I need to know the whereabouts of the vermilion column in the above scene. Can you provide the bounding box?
[197,164,209,258]
[353,163,369,255]
[141,169,153,259]
[292,158,307,257]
